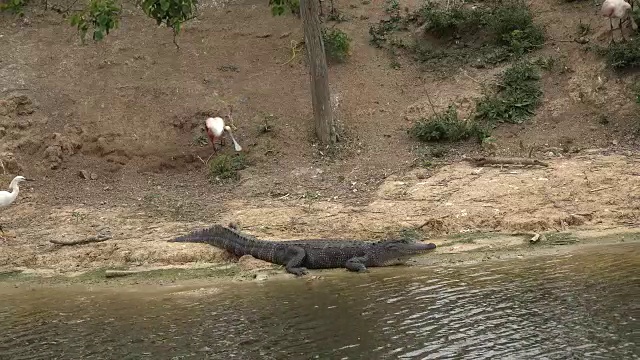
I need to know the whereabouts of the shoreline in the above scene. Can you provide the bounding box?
[1,227,637,290]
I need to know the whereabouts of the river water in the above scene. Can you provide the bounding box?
[1,243,638,359]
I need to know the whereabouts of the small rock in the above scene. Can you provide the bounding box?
[78,170,90,180]
[612,139,618,145]
[575,36,589,44]
[530,233,540,243]
[279,32,291,38]
[90,172,98,180]
[256,33,272,38]
[254,273,269,281]
[0,127,6,137]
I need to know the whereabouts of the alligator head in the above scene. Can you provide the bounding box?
[370,238,437,266]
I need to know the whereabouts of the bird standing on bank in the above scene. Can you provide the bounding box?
[204,106,243,155]
[0,176,32,236]
[601,0,637,42]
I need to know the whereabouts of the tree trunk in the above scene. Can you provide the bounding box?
[300,0,336,146]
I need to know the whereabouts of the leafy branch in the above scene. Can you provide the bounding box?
[69,0,121,43]
[138,0,199,49]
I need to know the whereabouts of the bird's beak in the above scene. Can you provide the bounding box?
[25,178,35,182]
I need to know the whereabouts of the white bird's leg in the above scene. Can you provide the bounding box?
[610,17,616,44]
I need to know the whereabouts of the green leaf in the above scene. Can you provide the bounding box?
[93,29,104,41]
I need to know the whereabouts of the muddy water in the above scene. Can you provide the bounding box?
[1,243,638,360]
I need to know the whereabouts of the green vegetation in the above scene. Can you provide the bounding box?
[370,0,544,70]
[475,61,542,124]
[138,0,198,48]
[409,62,542,144]
[208,153,248,182]
[269,0,299,16]
[70,0,121,43]
[322,27,352,62]
[409,105,487,142]
[0,0,27,14]
[598,37,640,69]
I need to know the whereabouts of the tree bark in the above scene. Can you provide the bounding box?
[300,0,336,146]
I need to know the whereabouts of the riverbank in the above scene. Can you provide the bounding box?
[0,152,639,286]
[1,227,638,289]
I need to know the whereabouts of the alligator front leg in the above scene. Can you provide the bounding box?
[284,246,308,276]
[345,256,369,272]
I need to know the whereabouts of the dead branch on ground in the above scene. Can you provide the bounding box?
[463,157,549,168]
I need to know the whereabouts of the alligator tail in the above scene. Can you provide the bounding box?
[169,224,262,257]
[169,225,232,244]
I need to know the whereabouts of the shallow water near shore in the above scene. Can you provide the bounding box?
[1,242,638,359]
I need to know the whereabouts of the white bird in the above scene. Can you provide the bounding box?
[204,107,243,154]
[602,0,637,42]
[0,175,32,235]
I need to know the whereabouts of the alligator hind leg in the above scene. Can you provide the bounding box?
[284,246,308,276]
[345,257,369,272]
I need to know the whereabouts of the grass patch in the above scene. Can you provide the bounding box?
[0,0,27,14]
[370,0,544,71]
[208,153,248,182]
[408,61,543,143]
[598,36,640,69]
[409,105,488,142]
[474,61,542,124]
[322,27,352,63]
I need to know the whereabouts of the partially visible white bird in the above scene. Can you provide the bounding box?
[601,0,637,42]
[204,107,243,154]
[0,175,31,235]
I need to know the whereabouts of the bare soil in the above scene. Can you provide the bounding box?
[0,0,639,281]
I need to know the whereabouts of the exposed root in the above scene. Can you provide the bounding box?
[463,156,549,168]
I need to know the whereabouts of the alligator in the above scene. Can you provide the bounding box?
[168,224,437,276]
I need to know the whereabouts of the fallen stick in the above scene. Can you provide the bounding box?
[463,157,549,167]
[104,270,140,278]
[50,233,112,246]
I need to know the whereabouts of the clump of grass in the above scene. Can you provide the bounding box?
[371,0,544,70]
[416,1,484,37]
[409,105,487,142]
[369,1,406,48]
[487,1,544,56]
[322,27,352,62]
[474,61,542,124]
[0,0,27,14]
[576,20,591,37]
[599,37,640,69]
[208,154,248,182]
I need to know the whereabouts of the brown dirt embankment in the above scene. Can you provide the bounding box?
[0,152,638,284]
